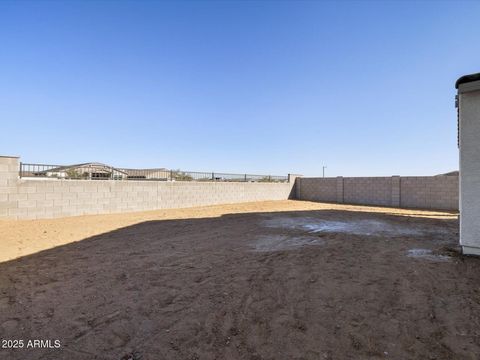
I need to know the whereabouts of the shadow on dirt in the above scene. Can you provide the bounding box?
[1,209,478,360]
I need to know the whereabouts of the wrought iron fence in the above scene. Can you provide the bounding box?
[19,162,288,183]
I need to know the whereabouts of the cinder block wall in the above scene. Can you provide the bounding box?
[0,156,296,220]
[343,177,393,207]
[0,156,20,217]
[295,177,337,203]
[296,175,458,211]
[400,176,458,210]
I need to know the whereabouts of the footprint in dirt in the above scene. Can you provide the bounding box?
[1,318,19,332]
[120,351,142,360]
[0,297,12,310]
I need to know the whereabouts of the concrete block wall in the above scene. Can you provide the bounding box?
[400,176,458,210]
[336,177,344,203]
[391,176,401,207]
[294,177,338,203]
[296,175,458,211]
[0,156,295,219]
[0,156,20,218]
[343,177,393,207]
[1,155,459,218]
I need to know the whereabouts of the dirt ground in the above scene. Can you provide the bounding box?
[0,200,479,360]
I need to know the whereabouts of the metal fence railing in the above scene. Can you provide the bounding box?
[19,162,289,183]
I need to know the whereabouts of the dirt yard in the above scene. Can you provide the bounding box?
[0,200,479,360]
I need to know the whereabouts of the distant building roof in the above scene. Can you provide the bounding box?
[44,162,128,175]
[436,171,459,176]
[121,168,168,176]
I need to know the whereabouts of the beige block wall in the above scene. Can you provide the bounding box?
[343,177,393,207]
[297,175,458,211]
[0,156,20,218]
[0,156,295,220]
[1,155,459,218]
[400,176,458,210]
[295,177,338,203]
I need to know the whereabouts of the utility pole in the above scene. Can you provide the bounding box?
[323,166,327,178]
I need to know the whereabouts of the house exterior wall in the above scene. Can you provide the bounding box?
[458,80,480,255]
[0,156,295,220]
[296,175,458,211]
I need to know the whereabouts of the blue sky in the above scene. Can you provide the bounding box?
[1,1,479,176]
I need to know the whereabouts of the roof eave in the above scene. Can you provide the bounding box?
[456,73,480,89]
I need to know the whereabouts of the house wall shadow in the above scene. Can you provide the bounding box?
[0,208,462,360]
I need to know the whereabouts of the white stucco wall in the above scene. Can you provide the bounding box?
[458,80,480,255]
